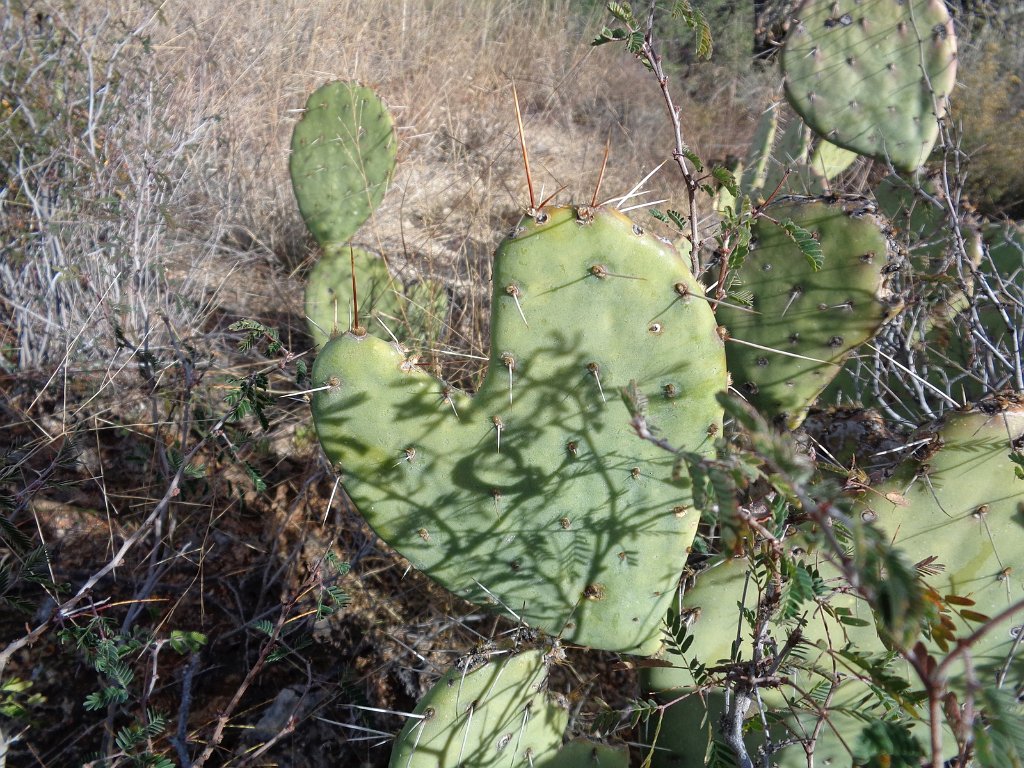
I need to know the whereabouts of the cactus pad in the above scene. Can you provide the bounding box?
[311,205,727,653]
[290,81,397,246]
[389,649,567,768]
[390,649,628,768]
[716,196,901,428]
[782,0,957,172]
[857,394,1024,674]
[643,398,1024,764]
[641,555,891,767]
[305,244,447,349]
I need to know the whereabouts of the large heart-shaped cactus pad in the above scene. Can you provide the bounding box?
[311,205,727,653]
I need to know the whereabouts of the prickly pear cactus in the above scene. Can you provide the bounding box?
[720,104,857,214]
[311,205,727,653]
[389,649,566,768]
[805,136,858,189]
[642,397,1024,766]
[390,648,626,768]
[305,245,448,349]
[305,245,397,345]
[290,81,397,246]
[827,187,1018,414]
[716,196,902,428]
[537,739,629,767]
[641,555,897,768]
[856,394,1024,674]
[782,0,957,172]
[874,175,983,289]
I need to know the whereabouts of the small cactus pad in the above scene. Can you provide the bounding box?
[305,244,448,349]
[389,650,568,768]
[782,0,957,172]
[805,137,857,188]
[290,81,397,245]
[855,394,1024,675]
[305,245,397,346]
[312,205,727,653]
[717,196,901,428]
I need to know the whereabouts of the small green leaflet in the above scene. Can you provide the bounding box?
[781,219,824,271]
[672,0,713,60]
[973,687,1024,768]
[711,166,737,198]
[252,619,274,637]
[592,27,628,46]
[680,147,704,172]
[853,719,924,767]
[1010,452,1024,480]
[650,208,687,231]
[169,630,208,654]
[606,1,637,26]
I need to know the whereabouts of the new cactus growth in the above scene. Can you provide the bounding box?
[716,196,902,428]
[311,204,727,653]
[305,245,448,349]
[781,0,957,172]
[305,245,397,344]
[290,81,397,247]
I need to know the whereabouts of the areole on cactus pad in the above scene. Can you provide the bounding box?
[310,204,727,653]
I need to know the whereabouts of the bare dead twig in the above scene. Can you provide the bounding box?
[640,0,701,275]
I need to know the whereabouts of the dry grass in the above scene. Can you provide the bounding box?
[3,1,1023,766]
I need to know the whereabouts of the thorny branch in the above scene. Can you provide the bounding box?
[641,0,701,275]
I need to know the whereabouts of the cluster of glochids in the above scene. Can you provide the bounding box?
[289,1,1023,766]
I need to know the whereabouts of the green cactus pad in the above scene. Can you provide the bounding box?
[535,740,629,768]
[856,395,1024,674]
[825,183,1008,414]
[642,397,1024,765]
[763,113,811,195]
[717,196,901,428]
[311,205,727,653]
[290,81,397,246]
[782,0,957,172]
[985,219,1024,279]
[727,104,859,212]
[641,555,890,767]
[737,103,781,201]
[389,649,568,768]
[305,244,448,349]
[805,138,857,188]
[305,245,397,345]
